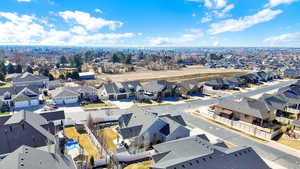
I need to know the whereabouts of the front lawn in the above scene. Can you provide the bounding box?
[0,111,10,116]
[83,103,106,108]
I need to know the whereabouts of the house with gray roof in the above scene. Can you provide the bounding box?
[0,111,56,155]
[142,80,177,101]
[150,135,270,169]
[176,80,203,98]
[99,81,143,100]
[215,97,275,127]
[119,106,189,147]
[0,86,40,109]
[52,86,98,105]
[0,145,76,169]
[12,72,49,88]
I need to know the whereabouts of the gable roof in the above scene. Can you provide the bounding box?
[0,145,76,169]
[151,135,270,169]
[12,72,48,83]
[0,111,56,155]
[102,81,142,94]
[259,94,288,111]
[217,97,270,119]
[52,87,80,98]
[142,80,175,93]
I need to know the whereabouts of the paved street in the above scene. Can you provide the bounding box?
[183,113,300,169]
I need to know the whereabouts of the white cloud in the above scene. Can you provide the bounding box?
[213,41,220,46]
[149,29,204,46]
[0,12,136,46]
[200,3,234,23]
[264,32,300,46]
[186,0,226,9]
[265,0,298,7]
[208,8,282,34]
[17,0,31,2]
[94,8,103,14]
[59,10,123,31]
[215,0,226,9]
[201,13,212,23]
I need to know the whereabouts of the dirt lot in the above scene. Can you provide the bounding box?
[98,65,249,83]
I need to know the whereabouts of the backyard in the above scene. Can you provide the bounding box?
[64,127,101,160]
[98,128,119,152]
[124,161,154,169]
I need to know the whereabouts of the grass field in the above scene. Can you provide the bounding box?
[99,66,249,83]
[277,137,300,150]
[64,127,101,160]
[124,161,154,169]
[98,128,119,152]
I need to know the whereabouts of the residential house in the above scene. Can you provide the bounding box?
[0,111,56,155]
[48,80,61,90]
[52,86,98,105]
[0,145,76,169]
[118,106,189,147]
[283,68,300,79]
[0,86,40,109]
[215,97,276,128]
[142,80,177,101]
[204,78,230,90]
[150,135,270,169]
[12,72,49,88]
[291,120,300,138]
[99,81,143,100]
[176,80,203,98]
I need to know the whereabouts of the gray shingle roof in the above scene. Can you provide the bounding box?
[0,111,56,155]
[217,97,270,119]
[0,145,76,169]
[259,94,288,111]
[12,72,48,83]
[151,135,270,169]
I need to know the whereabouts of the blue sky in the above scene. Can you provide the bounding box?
[0,0,299,47]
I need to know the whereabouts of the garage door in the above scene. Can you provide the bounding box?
[15,101,29,108]
[64,98,78,104]
[30,99,39,106]
[117,94,127,99]
[55,99,64,105]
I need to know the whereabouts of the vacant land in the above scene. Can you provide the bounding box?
[64,127,101,160]
[98,128,119,152]
[124,161,154,169]
[99,65,249,82]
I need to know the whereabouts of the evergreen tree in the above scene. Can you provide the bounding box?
[26,65,33,73]
[0,72,5,81]
[59,55,68,66]
[112,53,120,63]
[7,63,15,74]
[15,64,22,73]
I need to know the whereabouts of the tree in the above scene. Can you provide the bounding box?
[112,53,120,63]
[0,72,5,81]
[89,156,95,168]
[26,65,33,73]
[59,74,65,80]
[0,60,6,75]
[7,63,15,74]
[71,71,79,80]
[59,55,68,66]
[71,55,83,71]
[15,64,22,73]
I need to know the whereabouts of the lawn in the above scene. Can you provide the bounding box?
[277,137,300,150]
[98,128,119,152]
[0,111,10,116]
[124,161,154,169]
[64,127,101,160]
[0,83,12,88]
[83,103,107,108]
